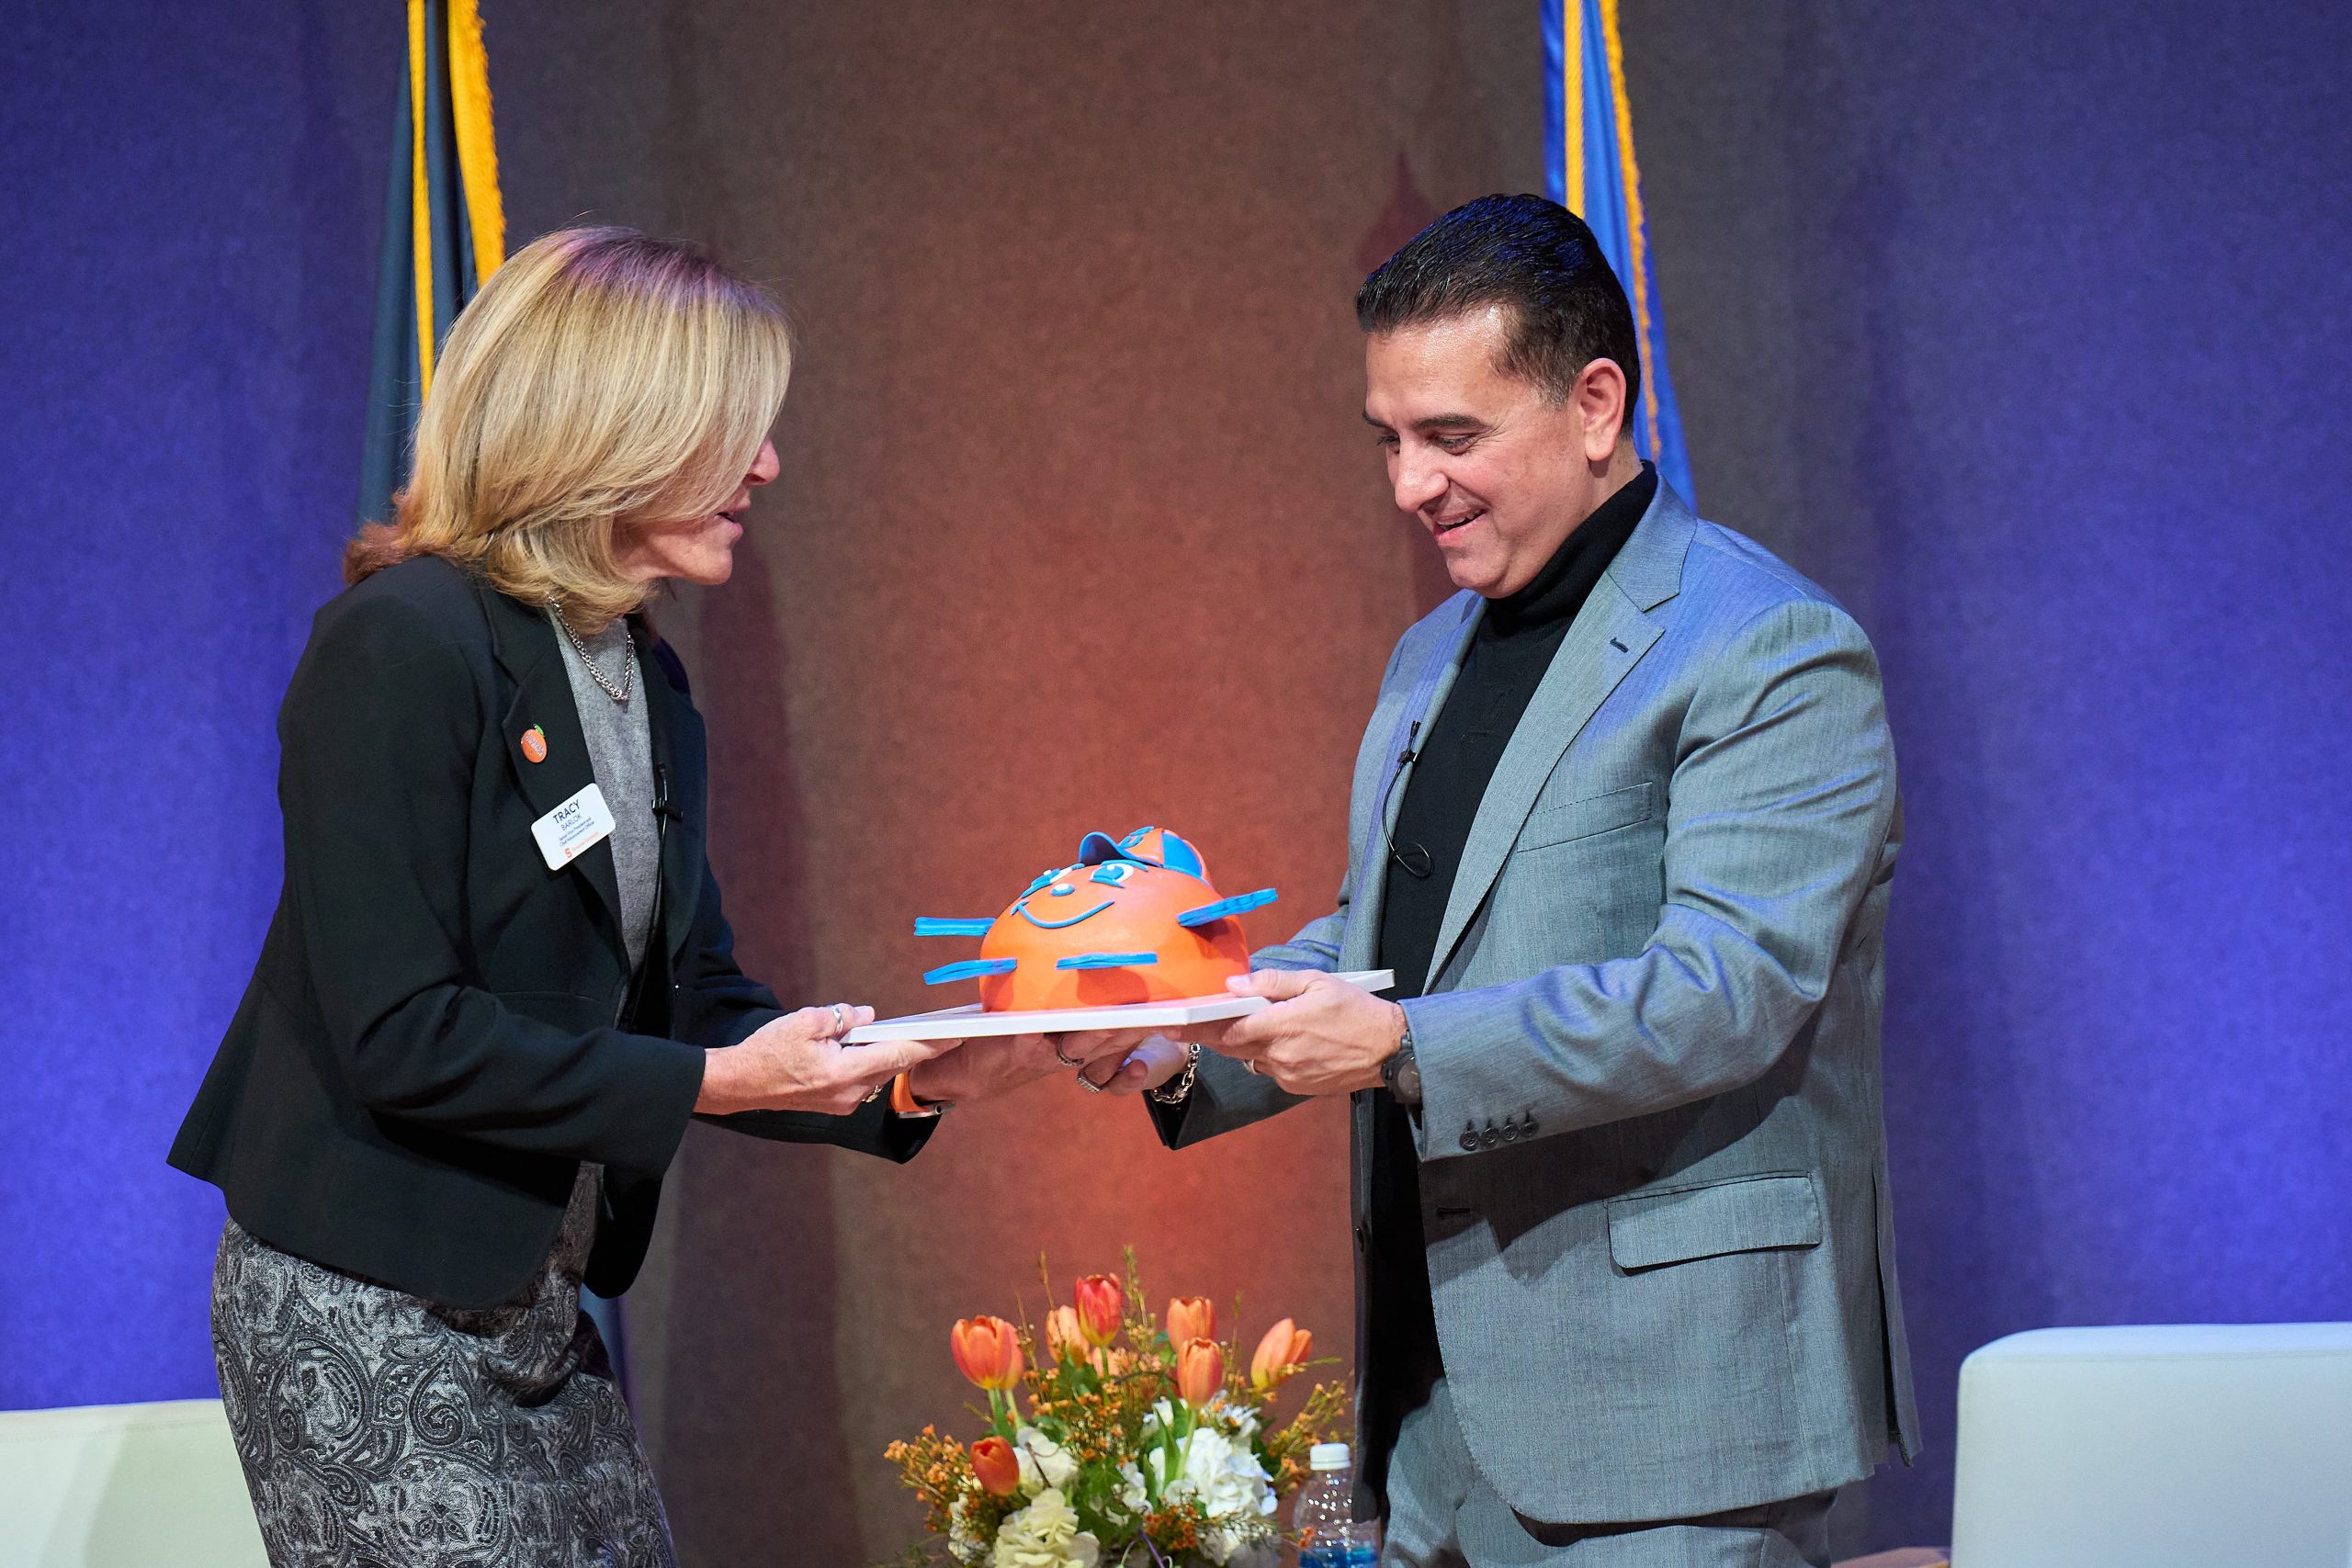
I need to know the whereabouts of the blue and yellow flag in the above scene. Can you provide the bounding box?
[1543,0,1694,504]
[357,0,505,525]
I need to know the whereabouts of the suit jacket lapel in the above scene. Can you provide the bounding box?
[479,583,628,947]
[1419,482,1699,991]
[634,629,707,964]
[1341,595,1480,972]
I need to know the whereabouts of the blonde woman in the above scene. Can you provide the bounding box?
[169,229,1101,1566]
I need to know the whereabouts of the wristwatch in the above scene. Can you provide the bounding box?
[1379,1012,1421,1106]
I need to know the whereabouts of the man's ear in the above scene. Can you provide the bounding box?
[1575,357,1630,464]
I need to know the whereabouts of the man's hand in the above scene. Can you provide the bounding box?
[1176,971,1406,1097]
[1078,1033,1192,1096]
[906,1029,1151,1105]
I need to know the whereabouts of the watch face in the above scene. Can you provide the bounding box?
[1385,1049,1419,1098]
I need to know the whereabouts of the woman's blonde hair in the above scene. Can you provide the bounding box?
[346,226,793,630]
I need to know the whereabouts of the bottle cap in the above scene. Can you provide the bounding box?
[1309,1441,1351,1471]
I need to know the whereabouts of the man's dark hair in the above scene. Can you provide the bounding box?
[1356,193,1642,422]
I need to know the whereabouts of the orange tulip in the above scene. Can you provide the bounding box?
[1073,1273,1125,1347]
[1250,1318,1313,1391]
[1044,1305,1086,1363]
[950,1315,1024,1391]
[1165,1295,1215,1348]
[1175,1337,1226,1407]
[970,1435,1022,1497]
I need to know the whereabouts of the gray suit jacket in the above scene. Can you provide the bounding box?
[1150,481,1919,1523]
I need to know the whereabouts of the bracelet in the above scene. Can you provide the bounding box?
[1146,1042,1203,1106]
[889,1070,949,1118]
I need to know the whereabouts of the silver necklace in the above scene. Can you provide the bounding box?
[556,613,635,705]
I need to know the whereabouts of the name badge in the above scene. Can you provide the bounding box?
[531,783,616,870]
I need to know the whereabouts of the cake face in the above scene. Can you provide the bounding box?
[978,857,1251,1010]
[914,827,1278,1011]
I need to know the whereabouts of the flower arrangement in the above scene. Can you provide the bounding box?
[885,1252,1349,1568]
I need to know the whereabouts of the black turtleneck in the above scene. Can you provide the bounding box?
[1378,461,1656,1001]
[1360,461,1657,1469]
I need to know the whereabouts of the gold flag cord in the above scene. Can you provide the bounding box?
[447,0,505,280]
[1598,0,1665,460]
[408,0,433,397]
[408,0,504,400]
[1559,0,1667,461]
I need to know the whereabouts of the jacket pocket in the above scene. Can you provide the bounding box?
[1515,781,1656,852]
[1607,1171,1823,1272]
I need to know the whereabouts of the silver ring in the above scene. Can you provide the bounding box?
[1052,1039,1084,1067]
[1242,1057,1260,1075]
[829,1003,848,1033]
[1075,1068,1109,1094]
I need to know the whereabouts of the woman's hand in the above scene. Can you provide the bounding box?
[1075,1033,1193,1096]
[695,1005,954,1116]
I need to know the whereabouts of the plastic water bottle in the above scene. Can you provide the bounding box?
[1295,1441,1378,1566]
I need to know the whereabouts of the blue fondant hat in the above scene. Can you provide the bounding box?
[1077,825,1207,880]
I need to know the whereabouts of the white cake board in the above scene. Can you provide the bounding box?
[842,971,1395,1044]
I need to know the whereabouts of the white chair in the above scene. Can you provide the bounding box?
[0,1398,267,1567]
[1951,1323,2352,1568]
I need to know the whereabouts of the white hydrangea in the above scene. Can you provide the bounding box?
[947,1495,989,1565]
[1115,1460,1150,1517]
[990,1487,1101,1568]
[1178,1428,1279,1563]
[1012,1425,1080,1496]
[1114,1426,1278,1565]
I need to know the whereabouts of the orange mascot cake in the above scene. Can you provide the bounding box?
[914,827,1277,1010]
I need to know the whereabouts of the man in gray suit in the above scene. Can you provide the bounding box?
[1088,195,1918,1566]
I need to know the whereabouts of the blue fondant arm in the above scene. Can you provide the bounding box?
[1249,866,1349,975]
[1173,888,1279,927]
[922,957,1018,985]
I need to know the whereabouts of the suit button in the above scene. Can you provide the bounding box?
[1500,1119,1520,1143]
[1523,1113,1540,1137]
[1459,1123,1478,1153]
[1481,1120,1501,1150]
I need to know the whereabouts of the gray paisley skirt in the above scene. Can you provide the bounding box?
[209,1165,678,1568]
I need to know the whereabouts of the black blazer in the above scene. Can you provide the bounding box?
[169,555,933,1308]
